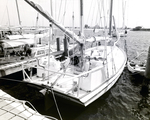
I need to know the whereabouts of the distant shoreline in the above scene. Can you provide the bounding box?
[131,28,150,31]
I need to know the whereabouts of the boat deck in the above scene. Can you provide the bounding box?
[24,74,88,98]
[0,89,55,120]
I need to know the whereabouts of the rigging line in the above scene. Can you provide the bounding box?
[101,0,109,77]
[49,0,53,17]
[15,0,21,26]
[97,0,102,26]
[93,0,98,27]
[1,7,7,25]
[51,89,63,120]
[95,5,99,26]
[86,0,93,25]
[1,0,9,25]
[55,0,56,19]
[122,0,126,28]
[47,23,53,83]
[117,0,120,28]
[98,1,103,28]
[105,0,109,28]
[57,0,63,22]
[61,0,67,25]
[90,0,96,26]
[101,0,105,29]
[6,6,10,27]
[101,0,107,31]
[71,0,76,73]
[101,3,105,32]
[97,0,103,32]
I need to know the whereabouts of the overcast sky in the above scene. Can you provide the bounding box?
[0,0,150,28]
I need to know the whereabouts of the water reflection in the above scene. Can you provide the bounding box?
[0,67,150,120]
[130,73,150,120]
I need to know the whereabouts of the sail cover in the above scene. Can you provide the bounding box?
[2,38,34,48]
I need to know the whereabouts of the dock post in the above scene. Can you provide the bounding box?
[145,46,150,79]
[56,37,60,51]
[63,35,68,56]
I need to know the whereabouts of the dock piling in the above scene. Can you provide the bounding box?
[145,46,150,79]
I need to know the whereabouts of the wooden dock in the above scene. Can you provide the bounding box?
[0,89,56,120]
[0,57,36,77]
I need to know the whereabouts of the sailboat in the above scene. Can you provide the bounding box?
[22,0,127,107]
[112,0,127,37]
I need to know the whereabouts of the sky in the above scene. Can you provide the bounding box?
[0,0,150,28]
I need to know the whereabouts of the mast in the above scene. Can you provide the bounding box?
[15,0,21,26]
[79,0,85,71]
[47,0,53,82]
[35,13,39,27]
[6,6,10,27]
[122,0,126,29]
[72,12,74,31]
[34,13,39,47]
[108,0,113,35]
[80,0,84,35]
[72,0,74,31]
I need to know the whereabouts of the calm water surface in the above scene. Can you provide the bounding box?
[0,31,150,120]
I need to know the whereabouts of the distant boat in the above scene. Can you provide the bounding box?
[0,1,49,57]
[112,30,127,37]
[127,52,146,76]
[127,61,146,76]
[0,29,49,58]
[22,0,127,107]
[0,0,49,58]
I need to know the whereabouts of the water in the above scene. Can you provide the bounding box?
[0,31,150,120]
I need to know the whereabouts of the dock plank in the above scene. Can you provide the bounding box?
[2,102,21,111]
[19,110,32,118]
[0,112,15,120]
[28,114,45,120]
[0,109,7,116]
[9,105,25,114]
[27,107,36,114]
[0,89,55,120]
[0,100,12,108]
[10,116,25,120]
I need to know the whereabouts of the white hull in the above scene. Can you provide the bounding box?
[81,59,125,106]
[23,45,126,107]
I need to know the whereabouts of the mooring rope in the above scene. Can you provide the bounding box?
[51,89,63,120]
[0,77,63,119]
[0,96,57,120]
